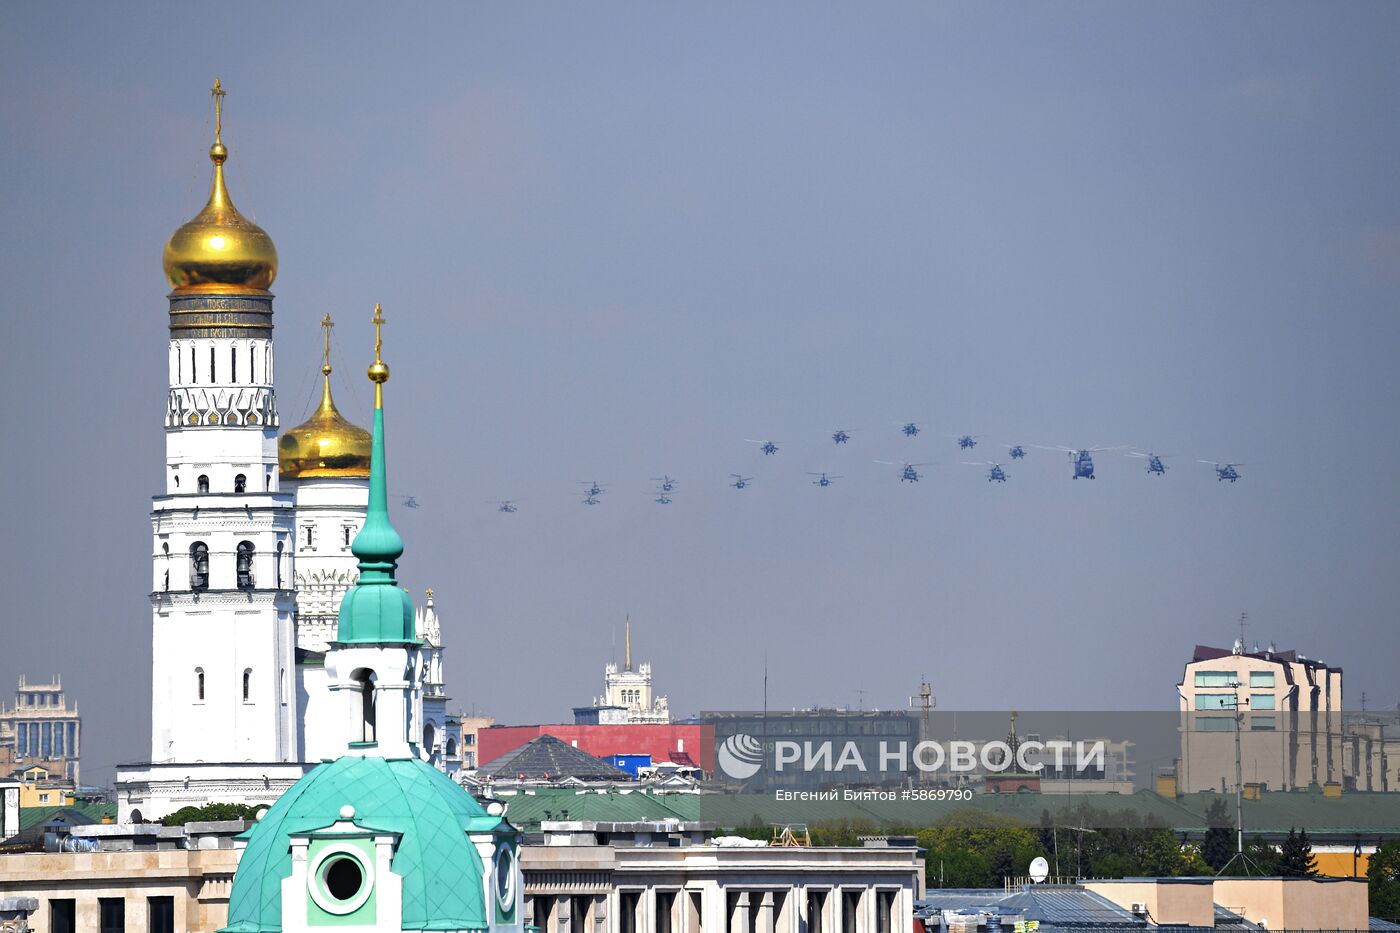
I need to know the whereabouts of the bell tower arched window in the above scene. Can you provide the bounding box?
[352,669,376,743]
[234,473,246,494]
[190,542,209,591]
[197,474,210,494]
[236,541,255,589]
[275,540,284,589]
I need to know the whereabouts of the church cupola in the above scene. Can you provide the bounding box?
[162,79,278,294]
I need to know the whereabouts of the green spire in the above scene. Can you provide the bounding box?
[336,305,416,645]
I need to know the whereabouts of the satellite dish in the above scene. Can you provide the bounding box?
[1029,856,1050,883]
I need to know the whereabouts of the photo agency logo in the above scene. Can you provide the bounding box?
[714,731,1107,781]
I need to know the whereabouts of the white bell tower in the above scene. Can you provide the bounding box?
[117,81,307,821]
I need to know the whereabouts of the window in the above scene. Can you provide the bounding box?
[196,667,205,701]
[250,344,256,383]
[1251,715,1276,731]
[243,669,252,702]
[1250,693,1276,710]
[236,541,255,589]
[148,896,174,933]
[99,897,125,933]
[1195,693,1234,710]
[234,473,246,493]
[209,345,215,382]
[303,524,315,549]
[190,345,196,383]
[190,542,209,591]
[231,346,237,383]
[353,669,376,742]
[1250,671,1275,688]
[1196,715,1234,731]
[275,540,284,588]
[280,668,287,705]
[1194,670,1234,687]
[842,890,861,933]
[50,899,75,933]
[446,737,458,758]
[344,525,353,547]
[197,474,210,494]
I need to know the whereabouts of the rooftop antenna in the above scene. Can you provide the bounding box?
[1215,678,1263,876]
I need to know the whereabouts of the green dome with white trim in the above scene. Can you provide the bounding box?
[223,756,512,932]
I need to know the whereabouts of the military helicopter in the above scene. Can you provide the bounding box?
[874,460,934,483]
[1005,445,1027,460]
[956,435,978,450]
[744,439,781,456]
[1127,451,1169,476]
[899,421,921,437]
[964,462,1008,483]
[577,481,606,497]
[398,495,421,509]
[494,500,518,513]
[730,474,754,490]
[1199,460,1243,482]
[650,475,677,493]
[582,494,601,506]
[807,472,843,487]
[650,491,675,504]
[831,428,855,445]
[1033,445,1125,479]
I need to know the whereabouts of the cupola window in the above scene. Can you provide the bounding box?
[236,541,255,589]
[234,473,246,494]
[197,474,210,494]
[352,669,376,743]
[190,542,210,591]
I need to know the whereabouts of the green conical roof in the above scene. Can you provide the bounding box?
[336,338,415,645]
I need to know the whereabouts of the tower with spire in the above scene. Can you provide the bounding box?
[587,619,671,724]
[118,81,308,821]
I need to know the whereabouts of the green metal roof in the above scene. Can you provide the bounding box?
[336,405,416,645]
[224,756,509,932]
[17,801,114,832]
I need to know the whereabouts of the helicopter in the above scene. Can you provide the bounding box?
[1200,460,1243,482]
[1005,445,1027,460]
[957,435,978,450]
[398,495,421,509]
[874,460,933,483]
[582,494,601,506]
[651,491,674,505]
[650,475,677,493]
[494,500,518,513]
[1033,445,1125,480]
[1127,451,1169,476]
[831,429,855,445]
[745,439,780,456]
[730,474,754,490]
[577,481,606,497]
[899,421,921,437]
[964,461,1008,483]
[807,472,843,487]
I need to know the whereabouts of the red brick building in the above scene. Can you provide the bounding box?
[477,723,713,775]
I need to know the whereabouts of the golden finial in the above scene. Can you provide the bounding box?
[320,313,335,375]
[425,587,434,598]
[209,78,228,165]
[368,303,390,406]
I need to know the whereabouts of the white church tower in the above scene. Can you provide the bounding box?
[117,81,309,821]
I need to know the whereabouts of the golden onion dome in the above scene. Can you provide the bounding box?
[279,373,372,480]
[162,81,277,293]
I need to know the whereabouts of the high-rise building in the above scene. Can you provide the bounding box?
[0,676,81,785]
[1176,641,1345,793]
[575,621,670,725]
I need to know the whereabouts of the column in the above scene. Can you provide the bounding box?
[757,892,776,933]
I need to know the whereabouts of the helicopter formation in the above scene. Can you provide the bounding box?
[480,422,1244,511]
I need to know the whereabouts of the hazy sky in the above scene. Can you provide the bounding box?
[2,3,1397,785]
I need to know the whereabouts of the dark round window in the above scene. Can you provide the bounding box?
[325,856,363,901]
